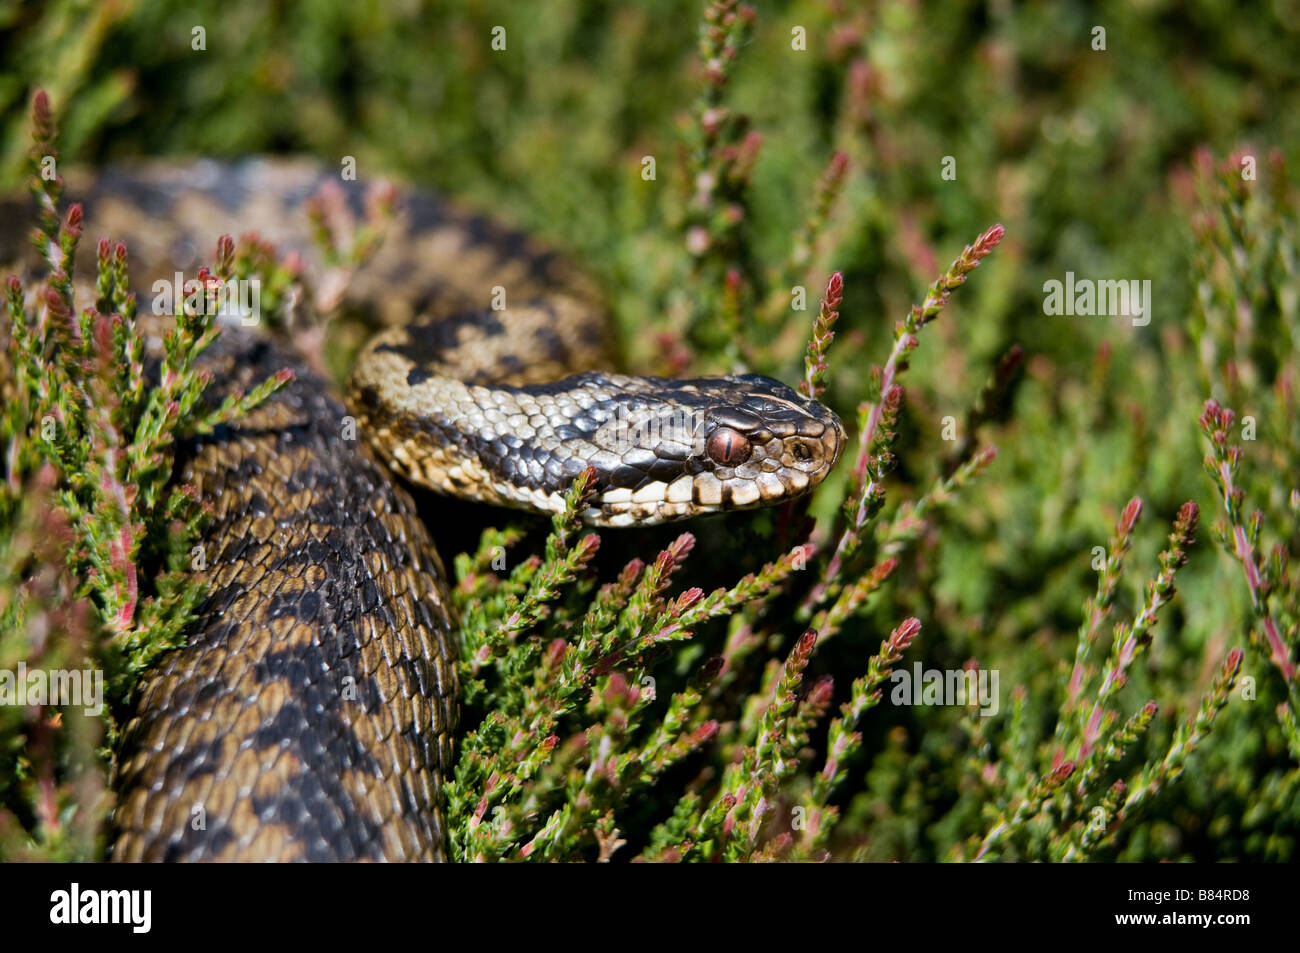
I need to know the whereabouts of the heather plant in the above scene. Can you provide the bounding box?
[0,94,291,860]
[0,0,1297,862]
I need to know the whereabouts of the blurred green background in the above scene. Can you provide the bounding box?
[2,0,1297,860]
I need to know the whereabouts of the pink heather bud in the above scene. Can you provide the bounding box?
[676,587,704,612]
[545,638,566,668]
[694,720,720,744]
[217,235,235,270]
[1142,701,1158,718]
[1050,761,1076,785]
[64,204,83,232]
[32,90,53,140]
[797,628,818,654]
[1119,497,1144,535]
[739,130,763,158]
[604,673,629,705]
[7,275,20,295]
[114,241,128,263]
[97,237,110,259]
[617,560,644,590]
[93,311,114,351]
[697,656,725,684]
[808,676,835,708]
[891,617,922,651]
[669,532,696,562]
[1224,648,1243,673]
[828,151,849,179]
[470,797,487,827]
[44,285,69,319]
[826,271,843,300]
[654,551,676,578]
[976,223,1006,256]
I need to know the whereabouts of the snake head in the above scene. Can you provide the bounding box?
[349,361,845,528]
[586,372,846,526]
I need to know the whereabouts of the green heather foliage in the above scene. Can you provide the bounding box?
[0,96,290,860]
[1,0,1297,861]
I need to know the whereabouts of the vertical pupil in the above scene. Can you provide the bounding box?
[708,428,750,465]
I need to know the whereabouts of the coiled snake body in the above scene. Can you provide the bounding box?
[62,160,844,861]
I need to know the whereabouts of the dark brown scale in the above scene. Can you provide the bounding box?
[110,334,458,861]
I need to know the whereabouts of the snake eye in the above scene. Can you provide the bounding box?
[706,427,751,466]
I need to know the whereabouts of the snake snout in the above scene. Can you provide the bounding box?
[773,407,846,482]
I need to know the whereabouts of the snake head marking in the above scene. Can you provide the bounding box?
[577,372,846,525]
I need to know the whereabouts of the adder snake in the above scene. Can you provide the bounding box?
[40,160,846,861]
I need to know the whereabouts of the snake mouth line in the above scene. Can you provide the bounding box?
[584,409,846,526]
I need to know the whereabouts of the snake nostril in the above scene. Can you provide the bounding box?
[789,438,826,469]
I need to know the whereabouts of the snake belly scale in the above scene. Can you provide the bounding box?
[70,159,846,861]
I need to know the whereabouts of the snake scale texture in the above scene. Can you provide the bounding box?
[47,159,844,862]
